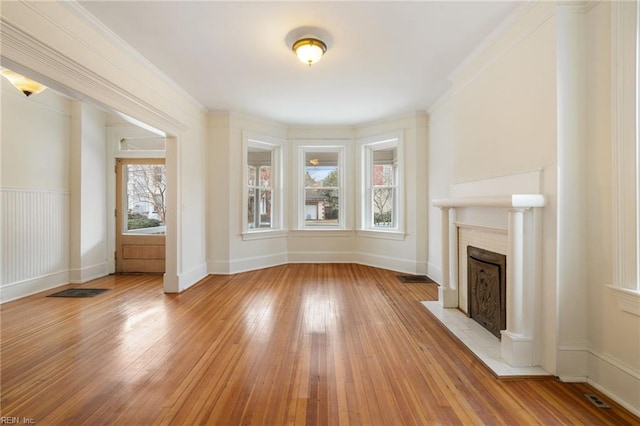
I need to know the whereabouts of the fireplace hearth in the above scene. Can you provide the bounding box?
[467,245,506,339]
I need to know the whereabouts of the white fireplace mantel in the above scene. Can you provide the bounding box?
[432,193,545,368]
[432,194,546,209]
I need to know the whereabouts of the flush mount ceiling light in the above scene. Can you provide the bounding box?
[292,37,327,66]
[1,69,47,97]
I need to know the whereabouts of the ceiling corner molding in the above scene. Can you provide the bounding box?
[447,1,537,82]
[584,1,601,13]
[0,17,189,135]
[447,2,553,94]
[58,1,206,114]
[427,87,453,115]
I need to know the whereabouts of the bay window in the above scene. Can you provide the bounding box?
[242,133,286,238]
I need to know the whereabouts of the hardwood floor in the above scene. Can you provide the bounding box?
[1,264,638,425]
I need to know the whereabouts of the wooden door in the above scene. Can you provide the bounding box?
[115,158,166,273]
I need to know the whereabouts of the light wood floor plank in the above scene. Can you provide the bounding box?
[1,264,638,425]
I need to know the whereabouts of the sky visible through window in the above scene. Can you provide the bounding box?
[307,166,335,182]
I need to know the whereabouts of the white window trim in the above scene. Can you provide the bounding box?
[290,229,353,238]
[108,126,166,159]
[294,140,350,231]
[242,229,289,241]
[355,229,406,240]
[241,132,287,240]
[357,131,405,240]
[610,1,640,316]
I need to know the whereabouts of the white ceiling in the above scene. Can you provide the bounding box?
[78,1,518,126]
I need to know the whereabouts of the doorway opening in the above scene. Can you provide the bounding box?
[115,158,166,273]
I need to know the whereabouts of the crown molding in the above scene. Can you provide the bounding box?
[59,1,206,113]
[447,2,554,95]
[0,14,189,135]
[447,1,538,82]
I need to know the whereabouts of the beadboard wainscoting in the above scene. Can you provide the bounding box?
[1,188,70,302]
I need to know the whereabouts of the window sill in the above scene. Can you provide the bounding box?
[241,229,289,241]
[356,229,406,241]
[290,229,353,237]
[607,285,640,317]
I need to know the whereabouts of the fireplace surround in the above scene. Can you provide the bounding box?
[432,192,545,368]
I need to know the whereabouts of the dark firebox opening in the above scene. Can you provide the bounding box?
[467,246,507,339]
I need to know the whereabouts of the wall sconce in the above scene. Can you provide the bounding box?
[292,38,327,66]
[1,69,47,97]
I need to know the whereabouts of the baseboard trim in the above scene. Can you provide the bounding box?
[586,350,640,416]
[208,253,428,276]
[557,375,588,383]
[587,378,640,418]
[557,348,640,415]
[556,345,589,379]
[69,262,109,284]
[287,251,357,264]
[427,262,443,284]
[177,263,208,292]
[356,252,426,275]
[1,270,70,303]
[208,253,288,275]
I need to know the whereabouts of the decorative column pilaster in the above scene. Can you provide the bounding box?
[438,207,458,307]
[501,207,534,366]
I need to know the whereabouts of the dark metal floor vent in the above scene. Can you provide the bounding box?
[47,288,109,298]
[396,275,435,283]
[584,394,610,409]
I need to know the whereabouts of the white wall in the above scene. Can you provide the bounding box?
[175,113,207,289]
[1,84,71,301]
[585,1,640,414]
[427,95,454,283]
[69,101,109,283]
[427,0,639,414]
[207,113,232,273]
[1,85,71,190]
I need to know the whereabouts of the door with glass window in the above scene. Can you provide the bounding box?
[115,158,166,273]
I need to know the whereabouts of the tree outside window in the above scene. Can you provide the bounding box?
[372,149,397,227]
[243,134,285,237]
[248,166,272,228]
[358,133,403,235]
[247,148,272,229]
[126,163,166,231]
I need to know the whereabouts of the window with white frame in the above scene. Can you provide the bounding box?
[609,1,640,315]
[296,143,348,230]
[358,132,404,237]
[247,148,272,229]
[243,133,285,237]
